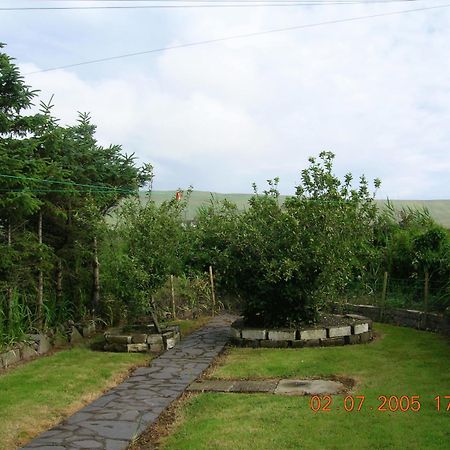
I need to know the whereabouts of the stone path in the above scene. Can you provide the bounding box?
[22,313,237,450]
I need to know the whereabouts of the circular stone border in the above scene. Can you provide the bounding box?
[230,314,373,348]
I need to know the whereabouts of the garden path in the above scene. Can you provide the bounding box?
[21,313,237,450]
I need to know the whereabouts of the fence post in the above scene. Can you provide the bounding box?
[170,275,176,319]
[209,265,216,317]
[424,269,429,313]
[380,271,388,321]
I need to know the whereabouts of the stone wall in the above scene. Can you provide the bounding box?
[0,322,94,370]
[331,304,450,335]
[231,315,373,348]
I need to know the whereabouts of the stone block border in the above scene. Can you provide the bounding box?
[230,315,373,348]
[103,326,181,353]
[331,303,450,335]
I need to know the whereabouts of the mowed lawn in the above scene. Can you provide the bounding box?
[0,317,206,450]
[0,348,149,450]
[162,324,450,450]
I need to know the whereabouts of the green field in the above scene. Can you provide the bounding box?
[143,191,450,228]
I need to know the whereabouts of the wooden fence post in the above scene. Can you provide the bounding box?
[380,271,388,321]
[209,265,216,317]
[424,269,429,314]
[170,274,176,319]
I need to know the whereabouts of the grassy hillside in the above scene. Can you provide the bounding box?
[141,191,450,228]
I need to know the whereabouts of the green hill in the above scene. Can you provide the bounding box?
[141,191,450,228]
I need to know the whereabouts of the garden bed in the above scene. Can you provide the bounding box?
[230,314,373,348]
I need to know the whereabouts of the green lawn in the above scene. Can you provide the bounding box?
[162,324,450,450]
[0,316,210,450]
[0,347,149,450]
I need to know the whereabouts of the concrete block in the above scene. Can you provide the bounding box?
[328,326,351,338]
[104,343,127,352]
[360,331,373,343]
[268,330,296,341]
[303,339,321,347]
[345,334,361,345]
[230,327,241,339]
[131,334,148,344]
[320,337,345,347]
[105,334,132,344]
[127,343,148,353]
[147,334,163,345]
[165,337,176,349]
[260,340,288,348]
[241,329,267,340]
[299,329,326,340]
[353,323,369,334]
[149,343,164,353]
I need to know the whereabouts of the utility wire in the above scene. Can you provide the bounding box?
[0,173,137,193]
[25,2,450,75]
[0,0,434,10]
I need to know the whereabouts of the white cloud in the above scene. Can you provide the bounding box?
[10,2,450,197]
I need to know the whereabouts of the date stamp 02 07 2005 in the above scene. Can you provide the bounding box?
[309,395,450,413]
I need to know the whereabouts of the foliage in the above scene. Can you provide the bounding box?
[188,152,380,326]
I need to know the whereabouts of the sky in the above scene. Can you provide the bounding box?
[1,0,450,198]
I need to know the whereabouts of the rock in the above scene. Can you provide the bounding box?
[104,334,131,344]
[149,343,164,353]
[104,343,127,352]
[38,334,52,354]
[82,322,96,338]
[165,337,176,349]
[127,343,148,353]
[147,334,163,345]
[345,334,361,345]
[131,334,147,344]
[70,327,84,345]
[21,344,38,360]
[1,349,21,368]
[320,337,345,347]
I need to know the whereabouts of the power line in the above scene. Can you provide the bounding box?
[0,0,433,10]
[0,173,137,193]
[25,2,450,75]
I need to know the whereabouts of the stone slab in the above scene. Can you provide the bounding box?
[268,330,296,341]
[328,326,351,338]
[188,380,234,392]
[299,329,326,340]
[229,380,277,393]
[241,329,267,340]
[131,334,148,344]
[275,379,345,396]
[353,323,369,334]
[127,343,148,353]
[260,340,288,348]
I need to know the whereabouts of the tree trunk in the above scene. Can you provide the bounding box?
[6,221,13,326]
[37,210,44,329]
[92,236,100,314]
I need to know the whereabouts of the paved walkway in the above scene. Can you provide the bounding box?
[22,313,237,450]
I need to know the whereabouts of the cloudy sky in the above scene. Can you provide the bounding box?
[2,0,449,198]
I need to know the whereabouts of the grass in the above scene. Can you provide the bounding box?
[0,346,150,450]
[161,324,450,450]
[0,315,213,450]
